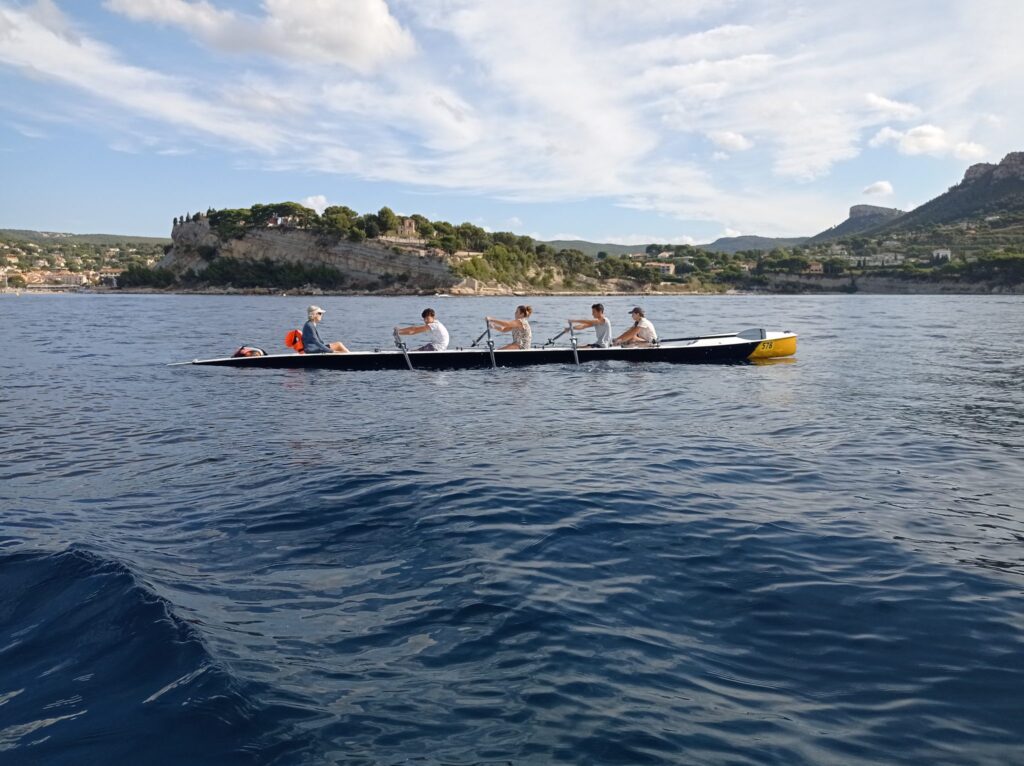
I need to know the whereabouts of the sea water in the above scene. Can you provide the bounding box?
[1,293,1022,765]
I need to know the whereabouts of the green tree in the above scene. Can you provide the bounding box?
[437,234,460,255]
[377,206,399,234]
[410,214,434,238]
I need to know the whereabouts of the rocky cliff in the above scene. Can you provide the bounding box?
[160,219,456,290]
[807,204,905,243]
[877,151,1024,233]
[964,152,1024,185]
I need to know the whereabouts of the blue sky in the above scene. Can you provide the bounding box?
[1,0,1021,243]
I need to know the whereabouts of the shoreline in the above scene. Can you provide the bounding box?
[4,280,1023,298]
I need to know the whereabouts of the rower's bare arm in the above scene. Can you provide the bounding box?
[614,327,638,344]
[396,325,428,336]
[488,318,517,332]
[570,318,596,329]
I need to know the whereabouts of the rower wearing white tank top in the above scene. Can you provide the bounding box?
[569,303,613,348]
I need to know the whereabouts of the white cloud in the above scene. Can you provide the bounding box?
[722,227,742,238]
[301,195,329,214]
[865,92,920,120]
[953,141,987,161]
[712,151,729,161]
[899,124,949,155]
[862,180,893,196]
[105,0,415,73]
[869,124,987,160]
[707,130,752,151]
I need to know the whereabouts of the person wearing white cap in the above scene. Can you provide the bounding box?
[301,305,349,353]
[614,306,657,347]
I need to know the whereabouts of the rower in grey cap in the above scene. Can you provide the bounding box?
[613,306,658,347]
[301,305,350,353]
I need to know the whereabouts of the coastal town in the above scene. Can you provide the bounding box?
[0,218,1013,295]
[0,233,166,290]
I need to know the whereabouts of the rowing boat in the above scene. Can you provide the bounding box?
[183,329,796,370]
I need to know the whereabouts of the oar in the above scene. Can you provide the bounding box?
[470,327,489,348]
[484,320,497,369]
[568,323,580,365]
[393,328,414,371]
[543,326,572,348]
[657,332,738,344]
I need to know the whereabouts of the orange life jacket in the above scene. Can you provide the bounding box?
[285,329,305,353]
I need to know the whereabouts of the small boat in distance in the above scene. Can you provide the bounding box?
[181,329,797,370]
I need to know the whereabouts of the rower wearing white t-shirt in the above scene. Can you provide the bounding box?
[614,306,658,346]
[395,308,450,351]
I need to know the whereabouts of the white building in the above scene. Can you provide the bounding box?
[932,248,952,261]
[646,262,676,276]
[861,252,905,267]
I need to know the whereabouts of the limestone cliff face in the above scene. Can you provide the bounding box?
[963,152,1024,184]
[963,163,997,183]
[161,219,456,288]
[848,204,904,219]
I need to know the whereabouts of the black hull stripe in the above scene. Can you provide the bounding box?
[191,342,763,370]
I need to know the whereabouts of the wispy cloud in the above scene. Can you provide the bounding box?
[0,2,284,150]
[7,121,46,139]
[865,93,920,121]
[104,0,414,74]
[1,0,1021,237]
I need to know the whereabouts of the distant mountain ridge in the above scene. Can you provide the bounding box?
[538,240,642,257]
[699,235,809,255]
[699,152,1024,252]
[0,229,171,246]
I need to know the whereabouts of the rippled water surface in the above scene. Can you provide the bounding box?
[2,293,1023,765]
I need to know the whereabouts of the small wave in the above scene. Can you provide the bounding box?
[0,547,313,766]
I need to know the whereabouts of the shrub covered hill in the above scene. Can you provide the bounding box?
[124,202,663,294]
[879,152,1024,233]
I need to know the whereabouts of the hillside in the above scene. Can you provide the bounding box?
[539,240,641,257]
[807,205,905,243]
[0,229,171,246]
[876,152,1024,233]
[700,235,808,255]
[131,203,664,294]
